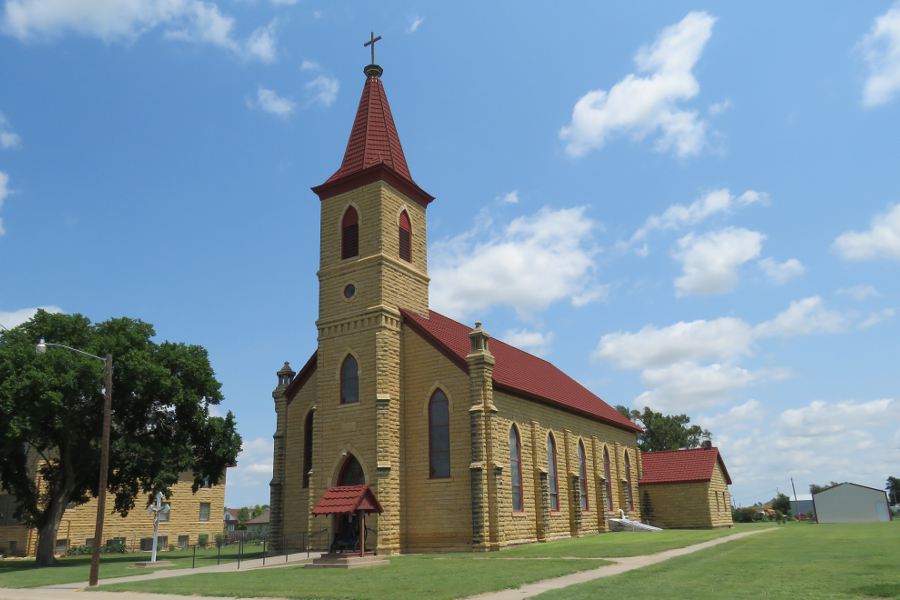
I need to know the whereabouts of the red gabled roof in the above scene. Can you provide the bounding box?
[400,309,640,433]
[311,485,384,516]
[312,68,433,207]
[639,447,732,485]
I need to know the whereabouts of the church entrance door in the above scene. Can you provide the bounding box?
[331,455,366,553]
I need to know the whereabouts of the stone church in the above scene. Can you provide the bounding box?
[269,58,645,555]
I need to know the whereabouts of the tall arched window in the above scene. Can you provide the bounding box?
[578,440,589,511]
[398,210,412,262]
[547,433,560,512]
[302,411,314,488]
[603,447,613,511]
[429,390,450,478]
[509,426,523,512]
[341,206,359,259]
[624,450,634,512]
[340,355,359,404]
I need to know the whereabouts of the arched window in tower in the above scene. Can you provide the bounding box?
[340,355,359,404]
[624,450,634,511]
[509,425,524,512]
[547,433,560,512]
[578,440,589,511]
[341,206,359,259]
[398,210,412,262]
[428,389,450,478]
[603,446,613,511]
[302,411,314,488]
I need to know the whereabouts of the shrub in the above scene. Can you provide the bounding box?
[101,540,127,554]
[732,507,757,523]
[67,544,94,556]
[198,533,209,548]
[215,534,225,548]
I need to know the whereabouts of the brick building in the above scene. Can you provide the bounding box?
[638,446,733,529]
[0,469,226,557]
[268,59,648,555]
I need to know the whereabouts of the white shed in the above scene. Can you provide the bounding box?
[813,483,892,523]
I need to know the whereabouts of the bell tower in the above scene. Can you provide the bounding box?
[308,46,433,555]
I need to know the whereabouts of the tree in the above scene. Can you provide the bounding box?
[887,477,900,505]
[615,406,711,452]
[809,482,840,495]
[0,310,242,565]
[771,493,791,516]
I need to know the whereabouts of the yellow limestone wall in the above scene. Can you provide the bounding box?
[3,474,225,557]
[640,462,733,529]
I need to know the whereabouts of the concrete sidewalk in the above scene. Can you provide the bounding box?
[0,551,321,600]
[463,527,779,600]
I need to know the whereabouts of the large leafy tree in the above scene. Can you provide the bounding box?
[615,406,711,452]
[0,310,241,565]
[887,477,899,505]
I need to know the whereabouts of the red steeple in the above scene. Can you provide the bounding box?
[312,64,433,207]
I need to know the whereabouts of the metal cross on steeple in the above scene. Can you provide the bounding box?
[364,31,382,65]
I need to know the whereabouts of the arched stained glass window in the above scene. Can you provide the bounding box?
[624,450,634,512]
[578,440,589,511]
[603,447,613,511]
[547,433,560,512]
[340,355,359,404]
[302,411,314,488]
[510,426,524,512]
[341,206,359,259]
[429,390,450,478]
[398,210,412,262]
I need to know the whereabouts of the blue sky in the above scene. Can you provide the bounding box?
[2,1,899,509]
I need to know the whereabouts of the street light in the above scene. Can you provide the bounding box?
[36,337,113,587]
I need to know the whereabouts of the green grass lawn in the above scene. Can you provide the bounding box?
[0,543,265,588]
[494,522,772,558]
[535,521,900,600]
[100,555,609,600]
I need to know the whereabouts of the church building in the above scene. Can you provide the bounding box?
[269,54,644,555]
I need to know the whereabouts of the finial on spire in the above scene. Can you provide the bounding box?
[363,31,383,78]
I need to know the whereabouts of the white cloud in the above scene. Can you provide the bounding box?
[836,284,879,301]
[0,305,64,329]
[833,203,900,262]
[859,307,896,330]
[629,188,765,246]
[594,317,754,370]
[300,58,320,72]
[673,227,764,296]
[780,398,897,437]
[305,74,339,108]
[697,399,763,430]
[431,206,601,319]
[225,436,273,506]
[0,112,21,149]
[3,0,277,62]
[270,0,298,5]
[249,85,295,118]
[755,296,848,338]
[501,329,555,357]
[594,296,853,412]
[499,190,519,205]
[0,171,9,236]
[560,11,715,158]
[860,2,900,108]
[758,257,805,285]
[407,15,424,33]
[708,98,732,116]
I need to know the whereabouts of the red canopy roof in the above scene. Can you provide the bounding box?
[312,68,432,206]
[401,309,640,433]
[639,447,732,485]
[311,485,384,516]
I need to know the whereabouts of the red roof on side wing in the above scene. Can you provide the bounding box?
[311,485,384,516]
[639,447,732,485]
[400,309,640,433]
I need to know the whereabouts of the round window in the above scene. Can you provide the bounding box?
[343,284,356,299]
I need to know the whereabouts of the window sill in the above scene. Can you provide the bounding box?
[426,476,453,483]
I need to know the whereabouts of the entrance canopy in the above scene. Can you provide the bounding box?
[312,485,384,516]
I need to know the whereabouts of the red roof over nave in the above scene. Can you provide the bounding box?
[639,447,732,485]
[401,309,640,433]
